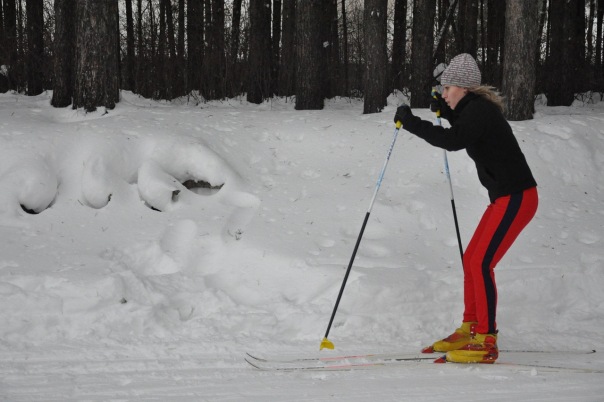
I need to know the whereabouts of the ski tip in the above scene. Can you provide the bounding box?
[434,355,447,364]
[421,346,435,354]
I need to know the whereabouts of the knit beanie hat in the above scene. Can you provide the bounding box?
[441,53,481,88]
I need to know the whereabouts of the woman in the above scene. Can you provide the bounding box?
[393,53,538,364]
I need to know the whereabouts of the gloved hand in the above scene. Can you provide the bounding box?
[430,89,444,113]
[394,104,412,125]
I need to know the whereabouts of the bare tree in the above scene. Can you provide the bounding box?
[484,0,505,86]
[3,0,18,91]
[206,0,226,99]
[295,0,323,110]
[547,0,582,106]
[228,0,243,96]
[363,0,388,114]
[323,0,340,98]
[124,0,135,91]
[501,0,540,120]
[25,0,43,95]
[340,0,349,96]
[272,0,281,95]
[391,0,407,91]
[247,0,272,103]
[187,0,204,93]
[73,0,119,112]
[51,0,75,107]
[410,0,436,107]
[0,0,6,92]
[461,0,478,55]
[279,0,295,96]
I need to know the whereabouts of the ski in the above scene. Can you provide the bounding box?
[245,349,600,373]
[245,351,439,365]
[245,354,436,372]
[245,355,602,373]
[246,348,596,365]
[422,345,596,354]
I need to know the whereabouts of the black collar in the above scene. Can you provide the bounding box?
[454,92,480,113]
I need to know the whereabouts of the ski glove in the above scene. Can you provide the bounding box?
[394,105,412,125]
[430,90,444,113]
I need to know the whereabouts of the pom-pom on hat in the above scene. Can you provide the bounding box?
[441,53,481,88]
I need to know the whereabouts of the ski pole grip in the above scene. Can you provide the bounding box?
[395,121,402,129]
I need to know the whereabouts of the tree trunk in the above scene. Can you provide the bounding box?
[272,0,281,95]
[247,0,272,103]
[341,0,349,97]
[547,0,579,106]
[323,0,339,98]
[410,0,436,107]
[228,0,243,96]
[51,0,75,107]
[25,0,43,95]
[0,0,6,92]
[391,0,407,91]
[484,0,505,86]
[3,0,18,91]
[597,0,604,90]
[279,0,296,96]
[165,0,178,98]
[157,0,167,98]
[124,0,135,91]
[187,0,204,93]
[176,0,185,96]
[206,0,225,99]
[295,0,323,110]
[502,0,539,120]
[73,0,119,112]
[462,0,478,55]
[363,0,388,114]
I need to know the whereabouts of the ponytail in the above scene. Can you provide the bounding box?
[468,86,505,113]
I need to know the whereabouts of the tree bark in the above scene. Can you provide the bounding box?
[228,0,243,96]
[363,0,388,114]
[279,0,296,96]
[547,0,580,106]
[247,0,272,103]
[51,0,75,107]
[3,0,18,91]
[25,0,44,95]
[295,0,323,110]
[187,0,204,93]
[391,0,407,91]
[502,0,539,120]
[410,0,436,107]
[123,0,135,91]
[73,0,120,112]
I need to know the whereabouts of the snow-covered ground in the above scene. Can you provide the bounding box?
[1,91,603,401]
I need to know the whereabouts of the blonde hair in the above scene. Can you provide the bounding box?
[468,85,505,113]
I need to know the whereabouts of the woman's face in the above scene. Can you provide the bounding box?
[442,85,468,110]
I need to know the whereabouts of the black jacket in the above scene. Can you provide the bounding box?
[400,93,537,203]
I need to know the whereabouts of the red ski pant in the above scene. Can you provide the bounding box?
[462,187,538,335]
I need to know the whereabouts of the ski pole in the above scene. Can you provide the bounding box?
[320,121,403,351]
[432,89,464,267]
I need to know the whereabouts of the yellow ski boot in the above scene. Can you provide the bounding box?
[446,333,499,364]
[421,322,477,353]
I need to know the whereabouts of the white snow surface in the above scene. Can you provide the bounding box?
[1,91,603,400]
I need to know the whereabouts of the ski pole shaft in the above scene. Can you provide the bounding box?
[433,100,464,267]
[321,122,402,350]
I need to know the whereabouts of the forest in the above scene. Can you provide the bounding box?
[0,0,600,120]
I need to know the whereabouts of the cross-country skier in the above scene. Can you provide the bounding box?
[393,53,538,363]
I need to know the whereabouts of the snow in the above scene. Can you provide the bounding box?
[1,90,603,400]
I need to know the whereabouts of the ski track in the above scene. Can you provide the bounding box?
[2,346,604,401]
